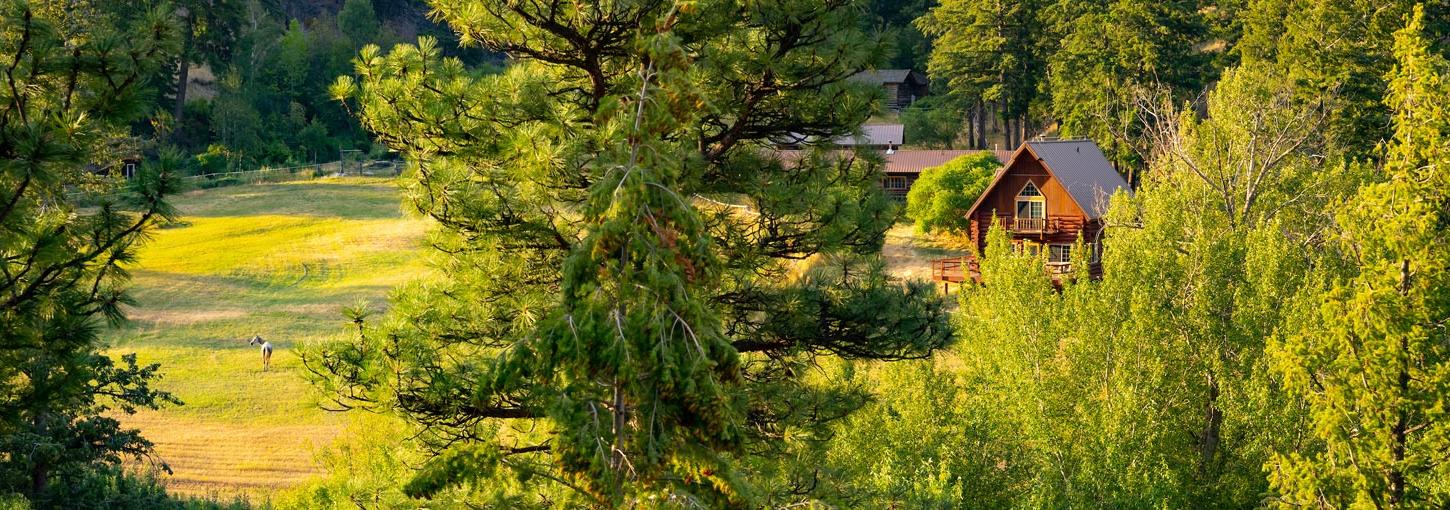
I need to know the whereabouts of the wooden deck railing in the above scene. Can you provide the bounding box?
[930,256,979,283]
[932,257,1105,288]
[1014,217,1046,232]
[975,215,1088,236]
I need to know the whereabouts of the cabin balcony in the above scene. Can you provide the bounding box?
[977,214,1088,237]
[1013,217,1046,232]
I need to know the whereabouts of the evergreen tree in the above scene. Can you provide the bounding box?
[337,0,379,46]
[0,1,182,505]
[1045,0,1215,167]
[1237,0,1449,159]
[308,0,951,506]
[865,0,934,70]
[167,0,244,145]
[1267,8,1450,507]
[916,0,1047,150]
[900,96,962,148]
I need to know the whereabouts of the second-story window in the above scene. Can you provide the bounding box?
[1016,181,1045,219]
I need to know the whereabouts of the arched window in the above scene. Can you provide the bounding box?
[1015,181,1045,219]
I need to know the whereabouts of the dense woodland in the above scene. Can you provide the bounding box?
[0,0,1448,509]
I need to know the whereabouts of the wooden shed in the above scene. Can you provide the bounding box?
[850,70,929,111]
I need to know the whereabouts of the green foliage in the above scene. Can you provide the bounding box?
[36,466,252,510]
[337,0,380,46]
[1266,9,1450,507]
[916,0,1046,132]
[849,60,1355,507]
[0,0,184,504]
[900,95,962,148]
[918,0,1227,167]
[309,0,951,506]
[192,144,232,175]
[1046,0,1215,167]
[816,359,1021,508]
[1238,0,1444,160]
[904,151,998,235]
[277,415,497,509]
[865,0,934,70]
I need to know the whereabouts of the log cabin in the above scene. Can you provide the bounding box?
[932,139,1130,285]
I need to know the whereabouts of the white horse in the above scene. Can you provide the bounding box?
[248,335,274,371]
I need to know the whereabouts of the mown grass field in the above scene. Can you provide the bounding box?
[101,177,957,502]
[104,177,430,500]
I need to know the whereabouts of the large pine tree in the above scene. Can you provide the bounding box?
[0,1,181,504]
[309,0,952,506]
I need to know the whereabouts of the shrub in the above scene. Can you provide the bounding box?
[905,151,999,235]
[29,466,253,510]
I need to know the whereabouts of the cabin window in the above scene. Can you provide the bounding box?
[1015,181,1045,219]
[884,176,908,190]
[1013,241,1041,256]
[1048,244,1072,264]
[123,163,136,179]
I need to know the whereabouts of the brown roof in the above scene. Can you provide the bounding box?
[769,149,1010,174]
[882,149,1009,174]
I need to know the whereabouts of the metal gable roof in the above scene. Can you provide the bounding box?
[963,140,1131,221]
[834,124,905,147]
[1024,140,1130,218]
[849,69,923,85]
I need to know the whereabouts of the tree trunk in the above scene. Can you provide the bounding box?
[980,104,991,148]
[966,102,976,149]
[1000,97,1011,150]
[28,414,47,496]
[991,102,1001,148]
[1198,370,1222,477]
[171,14,194,145]
[1389,259,1411,506]
[974,103,985,149]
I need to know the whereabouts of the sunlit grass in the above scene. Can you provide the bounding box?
[104,176,431,499]
[101,177,953,500]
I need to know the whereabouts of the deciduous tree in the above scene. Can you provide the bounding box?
[905,151,999,236]
[1266,9,1450,507]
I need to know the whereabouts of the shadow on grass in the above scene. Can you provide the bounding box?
[173,182,408,220]
[116,270,401,350]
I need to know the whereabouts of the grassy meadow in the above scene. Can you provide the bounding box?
[99,177,956,502]
[104,177,430,499]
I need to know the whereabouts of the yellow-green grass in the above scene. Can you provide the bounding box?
[104,177,430,499]
[100,179,956,500]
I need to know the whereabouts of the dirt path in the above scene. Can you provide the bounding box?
[881,224,968,282]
